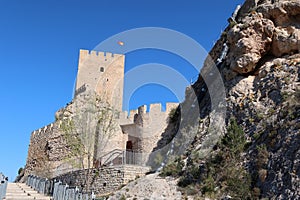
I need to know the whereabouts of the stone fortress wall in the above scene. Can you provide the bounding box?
[54,165,150,195]
[119,102,178,164]
[26,121,84,178]
[25,102,178,178]
[24,49,178,180]
[26,123,56,177]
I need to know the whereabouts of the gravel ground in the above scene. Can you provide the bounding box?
[108,173,182,200]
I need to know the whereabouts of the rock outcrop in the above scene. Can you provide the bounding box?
[272,26,300,57]
[227,12,274,74]
[126,0,299,199]
[177,0,300,199]
[225,0,300,75]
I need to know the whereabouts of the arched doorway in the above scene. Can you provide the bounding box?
[126,141,133,151]
[126,141,134,164]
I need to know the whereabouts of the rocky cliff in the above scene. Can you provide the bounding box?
[109,0,300,199]
[176,0,300,199]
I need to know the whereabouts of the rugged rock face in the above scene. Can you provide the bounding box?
[179,0,300,199]
[227,12,274,74]
[256,0,300,27]
[226,54,300,199]
[272,26,300,57]
[123,0,299,199]
[226,0,300,75]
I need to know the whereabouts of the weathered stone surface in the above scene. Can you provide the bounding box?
[224,0,300,76]
[226,12,275,74]
[176,0,300,199]
[54,165,150,195]
[257,0,300,27]
[236,0,260,20]
[191,53,300,199]
[272,26,300,57]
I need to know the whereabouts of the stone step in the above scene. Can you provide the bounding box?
[4,183,51,200]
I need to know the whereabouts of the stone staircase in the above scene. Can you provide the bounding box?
[4,183,50,200]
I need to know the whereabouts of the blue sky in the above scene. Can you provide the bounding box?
[0,0,244,180]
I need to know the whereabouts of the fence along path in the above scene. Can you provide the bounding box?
[26,175,95,200]
[4,182,50,200]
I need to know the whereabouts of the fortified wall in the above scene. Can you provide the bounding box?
[54,165,150,195]
[24,49,178,181]
[26,123,57,178]
[26,119,83,178]
[25,102,177,178]
[119,103,178,162]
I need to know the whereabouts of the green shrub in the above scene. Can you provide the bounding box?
[119,194,126,200]
[168,107,180,123]
[229,20,237,28]
[18,167,23,175]
[221,118,247,157]
[256,144,269,169]
[154,152,163,165]
[257,112,264,120]
[178,162,201,187]
[179,117,252,199]
[253,131,262,140]
[160,156,184,177]
[201,174,215,195]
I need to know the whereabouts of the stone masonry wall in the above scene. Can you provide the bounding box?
[54,165,150,195]
[76,50,125,112]
[139,103,178,154]
[25,117,127,179]
[25,101,178,179]
[25,120,80,179]
[25,49,178,185]
[119,103,178,165]
[25,123,53,178]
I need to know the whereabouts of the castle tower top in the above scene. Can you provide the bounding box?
[75,49,125,111]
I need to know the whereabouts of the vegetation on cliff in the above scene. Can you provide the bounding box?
[158,0,300,199]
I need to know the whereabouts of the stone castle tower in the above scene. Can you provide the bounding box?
[75,49,125,111]
[25,49,178,178]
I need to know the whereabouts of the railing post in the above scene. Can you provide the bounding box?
[91,191,96,200]
[0,173,8,200]
[28,173,97,200]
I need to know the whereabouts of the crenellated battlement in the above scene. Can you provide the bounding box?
[118,102,178,126]
[75,49,125,112]
[80,49,124,61]
[31,122,55,139]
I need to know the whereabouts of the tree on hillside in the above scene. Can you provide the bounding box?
[60,91,118,190]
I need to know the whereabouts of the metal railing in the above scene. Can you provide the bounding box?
[0,173,8,200]
[100,149,124,166]
[98,149,145,166]
[27,175,53,196]
[27,175,95,200]
[52,181,94,200]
